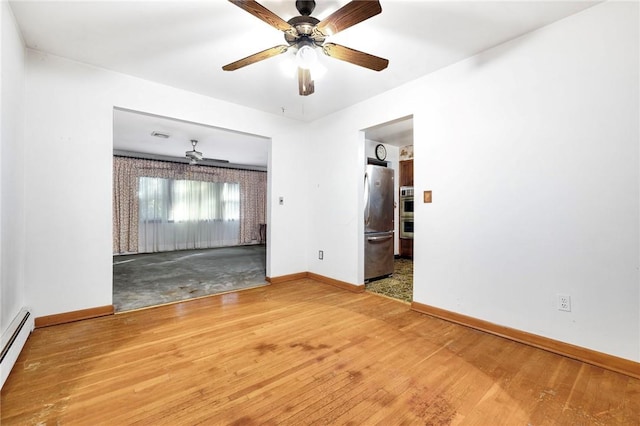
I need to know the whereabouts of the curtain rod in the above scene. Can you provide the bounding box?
[113,150,267,173]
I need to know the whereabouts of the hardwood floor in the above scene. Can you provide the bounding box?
[2,279,639,425]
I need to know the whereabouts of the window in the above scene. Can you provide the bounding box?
[139,177,240,223]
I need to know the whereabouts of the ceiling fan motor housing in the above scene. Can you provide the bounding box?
[295,0,316,16]
[285,15,324,47]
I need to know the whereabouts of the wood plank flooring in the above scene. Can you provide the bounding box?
[2,279,639,425]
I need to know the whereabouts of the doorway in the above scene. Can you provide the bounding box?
[112,108,270,311]
[362,116,414,303]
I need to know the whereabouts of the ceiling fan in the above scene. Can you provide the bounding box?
[222,0,389,96]
[186,140,229,165]
[186,139,203,164]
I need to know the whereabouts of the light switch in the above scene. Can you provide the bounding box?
[424,191,432,203]
[279,196,284,205]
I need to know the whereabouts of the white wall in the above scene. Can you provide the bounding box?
[307,2,639,361]
[1,0,26,333]
[23,51,308,318]
[415,0,639,362]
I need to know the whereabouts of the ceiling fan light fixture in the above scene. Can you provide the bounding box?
[296,44,318,69]
[280,54,325,83]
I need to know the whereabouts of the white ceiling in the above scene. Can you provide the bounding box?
[113,108,270,168]
[365,115,413,147]
[9,0,598,165]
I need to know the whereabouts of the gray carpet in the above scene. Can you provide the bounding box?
[113,245,267,312]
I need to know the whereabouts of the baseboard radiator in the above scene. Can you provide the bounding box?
[1,308,34,389]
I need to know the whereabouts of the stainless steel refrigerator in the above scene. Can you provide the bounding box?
[364,164,394,281]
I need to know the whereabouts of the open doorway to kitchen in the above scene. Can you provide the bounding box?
[362,116,414,303]
[112,108,270,312]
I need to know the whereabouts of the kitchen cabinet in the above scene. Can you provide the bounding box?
[399,160,413,186]
[400,238,413,259]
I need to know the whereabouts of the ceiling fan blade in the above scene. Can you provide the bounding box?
[298,67,315,96]
[315,0,381,37]
[202,158,230,164]
[228,0,296,36]
[322,43,388,71]
[222,45,289,71]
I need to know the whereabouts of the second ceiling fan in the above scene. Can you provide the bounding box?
[222,0,389,96]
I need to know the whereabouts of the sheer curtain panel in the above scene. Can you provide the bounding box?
[138,178,240,252]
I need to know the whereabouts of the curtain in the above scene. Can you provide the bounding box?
[113,157,266,254]
[138,178,240,252]
[113,157,139,253]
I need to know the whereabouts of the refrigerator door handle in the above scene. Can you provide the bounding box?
[367,234,393,242]
[364,172,371,226]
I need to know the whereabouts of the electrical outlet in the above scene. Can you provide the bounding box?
[318,250,323,260]
[558,294,571,312]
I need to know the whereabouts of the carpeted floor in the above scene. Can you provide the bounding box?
[113,245,267,312]
[365,258,413,302]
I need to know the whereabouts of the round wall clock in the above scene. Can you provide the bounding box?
[375,144,387,161]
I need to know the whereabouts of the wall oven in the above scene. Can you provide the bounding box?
[400,217,414,239]
[399,186,414,218]
[399,186,414,239]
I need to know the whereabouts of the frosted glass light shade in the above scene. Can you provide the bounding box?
[296,45,318,69]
